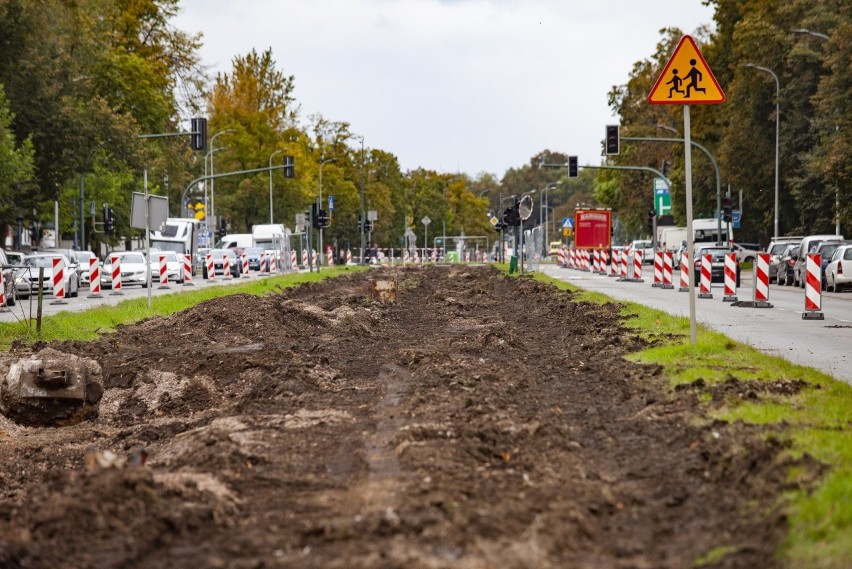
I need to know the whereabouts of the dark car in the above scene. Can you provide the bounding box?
[692,246,740,286]
[202,248,241,279]
[776,244,798,286]
[243,247,264,271]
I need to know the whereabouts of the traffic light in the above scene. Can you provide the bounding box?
[722,196,732,223]
[364,219,373,233]
[317,209,330,228]
[605,124,620,155]
[502,207,512,226]
[568,156,578,178]
[311,203,320,228]
[647,209,656,232]
[508,201,521,227]
[190,117,208,151]
[283,155,295,178]
[218,217,227,239]
[103,204,114,235]
[661,159,671,177]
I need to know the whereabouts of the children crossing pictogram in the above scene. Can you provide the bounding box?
[648,35,725,105]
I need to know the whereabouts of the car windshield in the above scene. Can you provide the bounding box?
[819,243,841,257]
[696,248,730,257]
[109,253,145,264]
[210,249,236,259]
[244,247,263,255]
[155,252,179,262]
[24,255,66,268]
[770,243,792,255]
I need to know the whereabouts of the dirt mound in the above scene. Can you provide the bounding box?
[0,266,814,568]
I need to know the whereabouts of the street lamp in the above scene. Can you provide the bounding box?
[352,135,366,263]
[208,129,234,228]
[542,182,558,255]
[791,29,837,235]
[742,63,780,239]
[656,123,678,135]
[268,149,284,224]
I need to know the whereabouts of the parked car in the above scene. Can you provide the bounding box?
[692,245,740,286]
[243,247,264,271]
[5,251,25,266]
[776,244,798,286]
[814,241,847,290]
[628,239,654,264]
[101,251,149,289]
[202,248,241,279]
[16,253,79,299]
[767,238,802,283]
[149,250,183,283]
[0,249,18,305]
[825,244,852,292]
[793,234,844,288]
[732,242,761,264]
[74,250,97,286]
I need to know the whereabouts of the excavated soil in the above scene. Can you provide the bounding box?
[0,265,815,568]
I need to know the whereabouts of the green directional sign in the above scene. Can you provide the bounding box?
[654,178,671,216]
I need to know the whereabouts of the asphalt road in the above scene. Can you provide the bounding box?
[541,264,852,385]
[0,272,262,323]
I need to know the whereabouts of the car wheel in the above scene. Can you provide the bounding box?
[7,289,15,307]
[827,276,835,293]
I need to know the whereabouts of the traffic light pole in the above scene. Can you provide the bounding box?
[181,164,294,217]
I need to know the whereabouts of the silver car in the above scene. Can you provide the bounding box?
[16,253,80,299]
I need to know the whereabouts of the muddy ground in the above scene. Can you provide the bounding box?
[0,265,816,568]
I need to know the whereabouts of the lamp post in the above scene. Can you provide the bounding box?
[353,135,366,263]
[208,129,234,230]
[791,29,836,235]
[268,149,284,224]
[742,63,780,239]
[542,182,557,255]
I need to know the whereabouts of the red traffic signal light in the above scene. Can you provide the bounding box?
[568,156,578,178]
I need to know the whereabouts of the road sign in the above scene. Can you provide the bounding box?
[367,210,377,222]
[490,216,498,226]
[732,209,741,229]
[328,195,334,211]
[648,35,725,105]
[654,178,672,216]
[562,217,574,229]
[421,216,431,226]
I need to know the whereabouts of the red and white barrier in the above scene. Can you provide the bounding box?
[241,253,250,277]
[110,254,123,293]
[592,249,601,273]
[0,282,6,309]
[206,253,215,281]
[431,248,437,262]
[156,254,168,287]
[222,254,232,279]
[259,253,268,274]
[183,254,194,286]
[609,249,619,277]
[662,251,674,289]
[557,248,565,267]
[52,256,66,300]
[723,252,738,302]
[803,253,824,319]
[291,250,298,269]
[271,252,278,273]
[632,251,644,281]
[567,249,574,269]
[326,249,333,266]
[698,254,713,298]
[346,249,352,265]
[679,252,690,292]
[403,249,410,264]
[754,253,770,302]
[583,249,591,271]
[601,250,609,274]
[302,249,308,267]
[652,251,663,287]
[88,257,101,297]
[620,250,628,278]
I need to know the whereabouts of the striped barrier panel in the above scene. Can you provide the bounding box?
[110,254,123,295]
[652,251,663,287]
[698,254,713,298]
[206,253,216,282]
[51,256,66,301]
[679,252,690,292]
[722,252,738,302]
[88,257,102,297]
[183,254,194,286]
[803,253,824,320]
[662,251,674,289]
[158,254,170,288]
[241,253,250,277]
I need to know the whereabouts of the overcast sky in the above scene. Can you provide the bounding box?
[174,0,715,179]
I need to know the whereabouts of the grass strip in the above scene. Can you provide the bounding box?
[532,271,852,569]
[0,267,364,348]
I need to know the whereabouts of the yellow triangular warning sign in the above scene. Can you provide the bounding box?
[648,35,725,105]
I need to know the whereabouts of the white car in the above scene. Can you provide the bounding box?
[16,253,80,299]
[149,251,183,283]
[825,244,852,293]
[627,239,654,264]
[101,252,149,289]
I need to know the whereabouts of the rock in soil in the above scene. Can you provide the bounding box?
[0,266,810,568]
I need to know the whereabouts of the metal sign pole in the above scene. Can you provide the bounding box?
[683,105,696,344]
[145,168,152,309]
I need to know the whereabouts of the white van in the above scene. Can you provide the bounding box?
[214,233,252,250]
